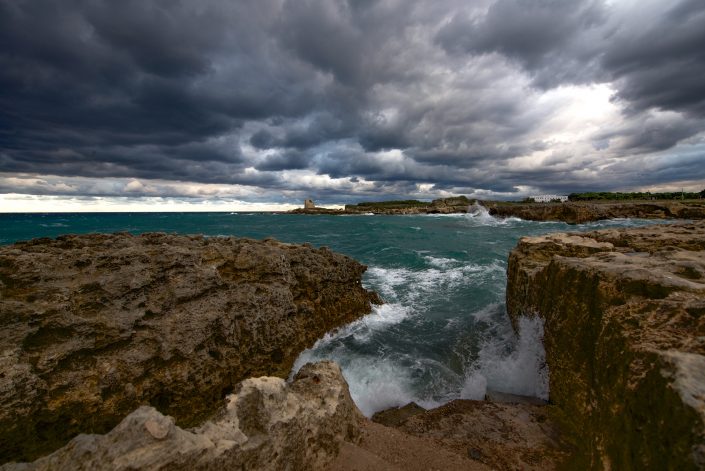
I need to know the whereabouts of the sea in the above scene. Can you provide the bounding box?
[0,206,669,416]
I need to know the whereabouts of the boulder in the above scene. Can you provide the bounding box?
[0,233,380,462]
[2,362,361,471]
[506,222,705,469]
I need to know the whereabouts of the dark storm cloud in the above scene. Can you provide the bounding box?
[255,150,311,172]
[0,0,331,182]
[1,0,704,203]
[604,0,705,117]
[436,0,606,84]
[437,0,705,119]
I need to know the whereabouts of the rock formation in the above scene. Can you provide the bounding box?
[2,362,361,471]
[342,196,473,215]
[364,399,569,470]
[486,200,705,224]
[0,233,380,463]
[506,222,705,469]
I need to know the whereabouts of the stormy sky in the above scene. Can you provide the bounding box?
[1,0,704,209]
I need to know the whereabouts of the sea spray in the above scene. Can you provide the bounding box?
[461,316,549,400]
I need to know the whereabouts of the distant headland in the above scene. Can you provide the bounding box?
[289,191,705,223]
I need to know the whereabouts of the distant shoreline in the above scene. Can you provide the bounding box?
[288,197,705,224]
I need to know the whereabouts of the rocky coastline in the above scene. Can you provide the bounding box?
[288,196,474,215]
[289,196,705,223]
[2,222,705,469]
[506,221,705,469]
[2,362,360,471]
[0,233,380,463]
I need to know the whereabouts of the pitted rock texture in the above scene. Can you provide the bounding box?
[2,361,361,471]
[506,222,705,470]
[487,200,705,224]
[0,233,379,463]
[333,398,568,471]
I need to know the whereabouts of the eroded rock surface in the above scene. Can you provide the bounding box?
[2,362,361,471]
[328,397,569,471]
[506,222,705,469]
[487,201,705,224]
[0,233,380,462]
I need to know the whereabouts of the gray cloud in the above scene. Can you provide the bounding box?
[1,0,704,203]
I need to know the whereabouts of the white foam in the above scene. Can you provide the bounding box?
[290,303,414,374]
[424,255,458,269]
[461,316,549,401]
[466,202,524,226]
[340,359,416,416]
[460,374,488,400]
[367,262,505,302]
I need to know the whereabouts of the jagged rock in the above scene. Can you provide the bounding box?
[0,233,380,463]
[506,222,705,469]
[486,201,705,224]
[1,361,362,471]
[371,402,426,427]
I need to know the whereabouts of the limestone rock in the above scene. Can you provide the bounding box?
[506,222,705,469]
[371,402,426,427]
[0,233,380,462]
[2,361,361,471]
[486,201,705,224]
[358,395,570,471]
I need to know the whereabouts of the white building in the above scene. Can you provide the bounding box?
[531,195,568,203]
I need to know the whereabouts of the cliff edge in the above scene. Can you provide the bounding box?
[506,222,705,469]
[0,233,380,463]
[487,200,705,224]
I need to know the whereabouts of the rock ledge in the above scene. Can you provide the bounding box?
[506,222,705,469]
[2,362,360,471]
[0,233,379,462]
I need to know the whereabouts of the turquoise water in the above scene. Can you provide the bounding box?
[0,208,668,415]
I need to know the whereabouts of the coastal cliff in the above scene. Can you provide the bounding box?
[506,222,705,469]
[486,200,705,224]
[0,233,380,463]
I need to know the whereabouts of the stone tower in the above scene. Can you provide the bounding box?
[304,199,315,209]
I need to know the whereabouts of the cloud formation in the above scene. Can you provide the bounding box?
[1,0,704,205]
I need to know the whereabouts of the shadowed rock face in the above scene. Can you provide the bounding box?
[1,362,362,471]
[0,233,380,463]
[506,222,705,469]
[487,201,705,224]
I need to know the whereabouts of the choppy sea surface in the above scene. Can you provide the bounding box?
[0,207,671,416]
